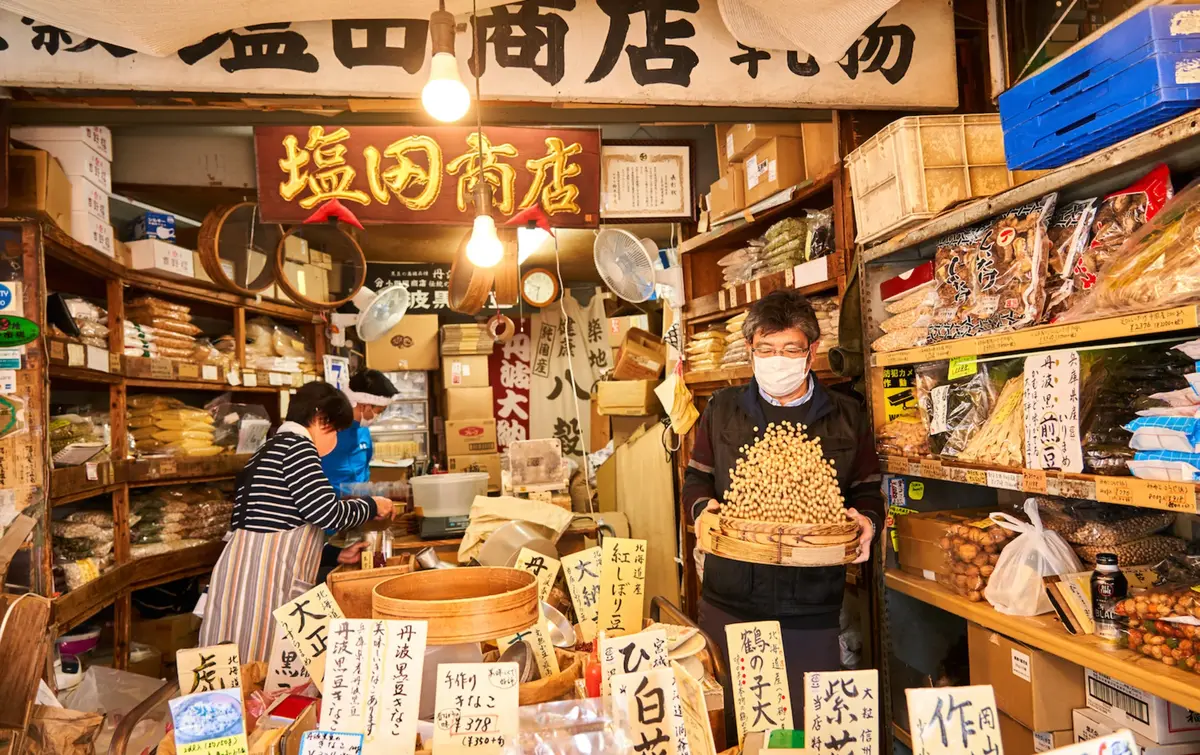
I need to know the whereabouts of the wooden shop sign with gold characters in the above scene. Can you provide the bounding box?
[254,125,601,227]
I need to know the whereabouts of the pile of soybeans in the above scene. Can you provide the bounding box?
[723,421,846,524]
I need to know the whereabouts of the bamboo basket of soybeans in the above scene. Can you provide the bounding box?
[697,422,860,567]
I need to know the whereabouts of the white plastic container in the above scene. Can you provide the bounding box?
[410,472,489,517]
[845,114,1017,245]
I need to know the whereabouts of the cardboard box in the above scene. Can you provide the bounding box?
[613,328,667,380]
[597,456,617,512]
[612,415,659,448]
[708,165,746,220]
[72,212,115,257]
[6,149,72,234]
[895,536,949,577]
[310,249,333,270]
[448,453,501,492]
[999,712,1072,755]
[745,136,806,206]
[590,396,613,450]
[284,234,310,264]
[131,211,176,242]
[802,122,838,178]
[20,138,111,193]
[70,177,109,222]
[129,238,193,279]
[728,123,805,163]
[716,124,734,172]
[130,612,202,659]
[445,418,498,455]
[607,315,649,349]
[366,314,439,371]
[193,251,236,285]
[12,125,113,161]
[444,386,494,420]
[597,380,657,416]
[442,355,490,388]
[968,622,1085,731]
[1085,669,1200,744]
[1074,707,1200,754]
[115,239,132,267]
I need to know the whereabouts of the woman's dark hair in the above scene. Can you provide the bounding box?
[349,368,398,398]
[286,382,355,431]
[742,289,820,346]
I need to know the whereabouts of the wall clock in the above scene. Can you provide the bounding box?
[521,267,560,308]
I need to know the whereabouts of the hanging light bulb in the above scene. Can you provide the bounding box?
[467,183,504,268]
[422,4,470,122]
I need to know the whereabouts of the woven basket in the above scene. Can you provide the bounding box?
[483,648,584,705]
[697,512,860,566]
[372,567,538,645]
[327,556,416,619]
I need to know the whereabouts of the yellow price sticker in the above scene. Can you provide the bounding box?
[947,356,978,381]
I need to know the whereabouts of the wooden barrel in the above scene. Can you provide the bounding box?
[483,648,583,705]
[372,567,538,645]
[697,512,860,566]
[326,556,417,619]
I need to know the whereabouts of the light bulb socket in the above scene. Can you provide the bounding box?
[472,181,494,217]
[429,9,456,55]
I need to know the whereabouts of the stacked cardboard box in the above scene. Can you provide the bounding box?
[1081,670,1200,749]
[12,126,114,256]
[593,327,666,453]
[441,329,499,491]
[968,623,1084,752]
[707,122,838,219]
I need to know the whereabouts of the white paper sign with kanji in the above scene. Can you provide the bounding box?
[907,685,1003,755]
[672,661,717,755]
[433,663,519,754]
[266,623,312,692]
[176,643,240,694]
[298,731,363,755]
[598,537,648,637]
[726,621,793,740]
[1024,350,1083,473]
[601,628,668,697]
[319,619,428,755]
[272,584,345,693]
[513,547,560,603]
[497,619,560,679]
[804,670,878,755]
[561,546,601,642]
[611,667,691,755]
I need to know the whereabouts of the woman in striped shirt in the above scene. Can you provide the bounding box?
[200,382,395,661]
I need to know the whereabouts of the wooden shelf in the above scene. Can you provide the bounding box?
[125,376,276,393]
[126,454,249,486]
[872,305,1200,367]
[53,566,126,634]
[861,108,1200,264]
[892,723,912,748]
[129,541,224,590]
[47,364,122,385]
[682,167,837,256]
[879,455,1199,513]
[886,569,1200,714]
[50,463,126,504]
[128,474,237,490]
[685,253,841,324]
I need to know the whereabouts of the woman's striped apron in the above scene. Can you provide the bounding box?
[198,523,325,662]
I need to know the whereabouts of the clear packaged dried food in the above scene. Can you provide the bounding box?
[871,327,925,353]
[1042,198,1098,322]
[939,516,1019,602]
[1058,165,1174,319]
[958,377,1024,468]
[1034,497,1175,547]
[915,361,999,458]
[885,286,935,315]
[876,414,929,457]
[1075,535,1185,566]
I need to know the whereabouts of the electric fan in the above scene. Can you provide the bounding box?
[592,228,684,308]
[352,285,411,342]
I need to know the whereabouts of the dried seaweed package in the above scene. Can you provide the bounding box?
[926,224,988,343]
[1042,198,1098,322]
[967,193,1057,334]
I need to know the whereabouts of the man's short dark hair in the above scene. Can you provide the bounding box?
[742,289,820,346]
[349,369,398,398]
[286,382,355,431]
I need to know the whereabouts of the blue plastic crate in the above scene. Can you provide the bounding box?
[1000,5,1200,169]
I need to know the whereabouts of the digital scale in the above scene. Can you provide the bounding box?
[419,514,471,540]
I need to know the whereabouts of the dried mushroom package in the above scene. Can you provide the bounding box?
[927,224,986,340]
[1059,164,1174,319]
[1042,198,1099,322]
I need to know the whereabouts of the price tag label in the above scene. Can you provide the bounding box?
[1022,470,1047,494]
[945,466,968,483]
[1096,477,1134,507]
[985,470,1022,491]
[67,343,84,367]
[243,372,258,387]
[718,290,727,311]
[919,459,943,480]
[1144,480,1197,513]
[965,470,988,486]
[269,372,286,386]
[109,353,122,373]
[947,356,977,381]
[202,365,219,381]
[159,459,178,477]
[150,359,173,379]
[882,457,906,475]
[85,462,98,481]
[49,340,65,361]
[178,363,199,379]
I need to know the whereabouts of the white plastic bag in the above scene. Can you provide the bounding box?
[983,498,1083,616]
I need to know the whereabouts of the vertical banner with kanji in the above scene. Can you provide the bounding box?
[529,294,607,465]
[488,319,531,453]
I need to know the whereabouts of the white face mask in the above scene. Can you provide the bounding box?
[754,354,810,397]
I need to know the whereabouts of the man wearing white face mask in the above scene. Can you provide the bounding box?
[683,290,881,742]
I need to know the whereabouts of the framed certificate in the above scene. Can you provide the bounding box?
[599,140,695,222]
